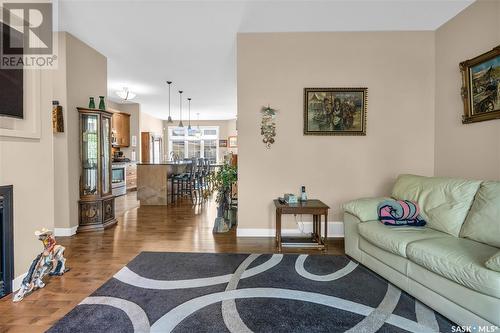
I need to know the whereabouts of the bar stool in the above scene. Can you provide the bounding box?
[204,159,212,192]
[170,159,196,203]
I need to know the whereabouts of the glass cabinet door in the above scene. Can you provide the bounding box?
[81,114,99,196]
[101,116,111,195]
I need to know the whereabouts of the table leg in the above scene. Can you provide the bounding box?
[316,215,320,242]
[317,214,322,246]
[324,212,328,249]
[276,209,282,252]
[312,215,316,240]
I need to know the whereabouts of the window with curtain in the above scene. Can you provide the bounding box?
[167,126,219,163]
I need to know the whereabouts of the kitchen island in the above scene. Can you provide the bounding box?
[136,161,191,205]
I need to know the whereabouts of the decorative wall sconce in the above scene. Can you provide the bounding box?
[261,105,277,149]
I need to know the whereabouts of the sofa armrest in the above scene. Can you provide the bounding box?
[342,197,391,222]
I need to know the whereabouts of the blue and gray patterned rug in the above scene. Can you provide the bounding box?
[48,252,454,332]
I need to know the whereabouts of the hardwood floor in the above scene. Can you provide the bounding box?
[0,192,344,333]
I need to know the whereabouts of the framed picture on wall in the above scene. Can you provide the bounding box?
[228,136,237,148]
[460,45,500,124]
[219,139,227,147]
[303,87,367,136]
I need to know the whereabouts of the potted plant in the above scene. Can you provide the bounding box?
[212,163,237,232]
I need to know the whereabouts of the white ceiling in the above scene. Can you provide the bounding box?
[58,0,473,120]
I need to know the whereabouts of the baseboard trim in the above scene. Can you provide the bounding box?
[54,226,78,237]
[237,221,344,238]
[12,272,27,292]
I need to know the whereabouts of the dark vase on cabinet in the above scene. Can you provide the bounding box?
[78,107,117,232]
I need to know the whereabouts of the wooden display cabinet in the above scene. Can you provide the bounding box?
[78,107,117,232]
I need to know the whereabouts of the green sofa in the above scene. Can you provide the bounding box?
[343,174,500,327]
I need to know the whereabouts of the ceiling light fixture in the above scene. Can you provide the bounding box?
[178,90,184,128]
[166,81,173,123]
[187,98,192,130]
[116,87,136,101]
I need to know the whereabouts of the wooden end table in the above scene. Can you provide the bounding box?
[273,199,330,252]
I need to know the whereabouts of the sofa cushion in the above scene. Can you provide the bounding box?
[342,197,391,222]
[358,221,449,258]
[486,252,500,273]
[460,181,500,248]
[391,174,481,237]
[407,237,500,298]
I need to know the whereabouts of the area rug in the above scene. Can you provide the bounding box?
[48,252,455,333]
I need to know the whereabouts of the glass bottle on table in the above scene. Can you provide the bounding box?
[301,186,308,202]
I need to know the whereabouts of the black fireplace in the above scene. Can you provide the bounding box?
[0,185,13,298]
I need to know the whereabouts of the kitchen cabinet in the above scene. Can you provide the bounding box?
[112,112,131,147]
[126,162,137,191]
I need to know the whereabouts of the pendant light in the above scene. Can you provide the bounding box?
[195,113,201,139]
[166,81,173,123]
[187,98,192,130]
[178,90,184,128]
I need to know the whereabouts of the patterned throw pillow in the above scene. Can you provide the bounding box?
[377,199,426,226]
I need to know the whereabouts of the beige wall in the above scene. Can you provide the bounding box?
[140,111,164,134]
[435,0,500,180]
[53,32,108,229]
[52,32,70,233]
[237,32,435,232]
[0,71,55,280]
[108,101,141,161]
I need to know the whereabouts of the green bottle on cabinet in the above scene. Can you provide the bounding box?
[88,97,95,109]
[98,96,106,110]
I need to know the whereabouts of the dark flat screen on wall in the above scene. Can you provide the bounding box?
[0,22,23,119]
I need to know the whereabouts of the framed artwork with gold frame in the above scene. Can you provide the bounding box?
[304,87,367,136]
[460,45,500,124]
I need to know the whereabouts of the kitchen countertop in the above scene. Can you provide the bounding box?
[112,160,136,164]
[137,160,192,165]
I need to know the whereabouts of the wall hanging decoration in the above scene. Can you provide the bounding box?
[460,45,500,124]
[51,100,64,133]
[13,228,69,302]
[304,87,367,136]
[261,105,277,148]
[219,139,227,148]
[228,136,237,148]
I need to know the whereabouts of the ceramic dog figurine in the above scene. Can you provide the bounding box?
[13,228,68,302]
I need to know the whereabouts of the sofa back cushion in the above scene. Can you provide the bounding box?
[460,181,500,247]
[391,174,481,236]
